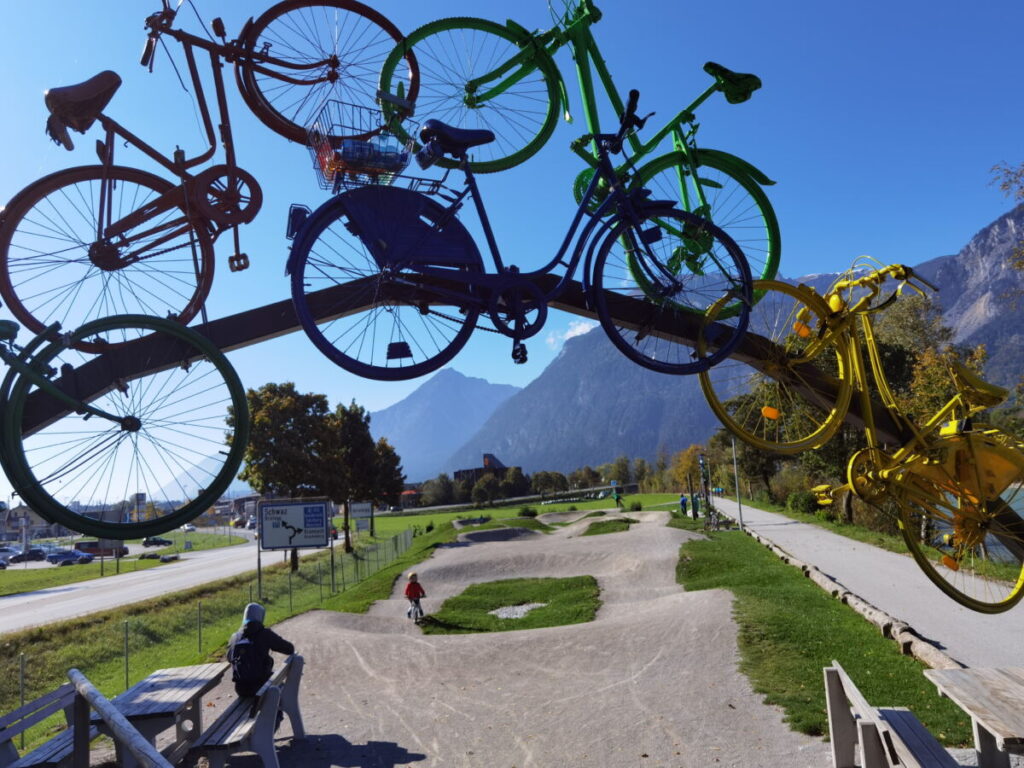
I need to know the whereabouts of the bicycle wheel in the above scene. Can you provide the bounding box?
[892,430,1024,613]
[289,185,483,380]
[591,208,751,375]
[698,280,852,454]
[236,0,416,144]
[0,165,214,353]
[1,315,249,539]
[632,151,781,286]
[378,18,561,173]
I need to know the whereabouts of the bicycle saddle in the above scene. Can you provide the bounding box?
[419,120,495,156]
[44,70,122,150]
[950,359,1008,408]
[703,62,761,104]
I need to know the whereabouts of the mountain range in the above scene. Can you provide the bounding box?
[373,204,1024,480]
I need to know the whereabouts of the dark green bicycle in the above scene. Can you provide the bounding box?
[377,0,781,288]
[0,312,249,539]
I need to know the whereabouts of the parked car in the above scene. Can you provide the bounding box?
[0,545,21,559]
[9,547,46,563]
[246,519,257,530]
[142,536,173,547]
[0,557,8,569]
[181,523,197,533]
[46,550,94,566]
[74,541,128,558]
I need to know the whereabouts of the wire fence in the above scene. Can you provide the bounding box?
[2,528,415,747]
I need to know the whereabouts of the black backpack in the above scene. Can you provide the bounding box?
[229,632,269,696]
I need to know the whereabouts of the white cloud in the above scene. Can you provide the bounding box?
[545,320,598,349]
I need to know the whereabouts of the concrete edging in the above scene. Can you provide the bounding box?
[741,528,965,670]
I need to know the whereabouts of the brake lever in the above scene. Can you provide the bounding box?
[635,111,655,131]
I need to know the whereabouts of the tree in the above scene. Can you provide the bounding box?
[669,445,703,492]
[499,467,531,498]
[472,474,500,506]
[324,401,378,553]
[568,465,601,489]
[373,437,405,507]
[609,454,632,486]
[532,470,568,496]
[632,458,650,490]
[421,473,455,506]
[454,477,474,504]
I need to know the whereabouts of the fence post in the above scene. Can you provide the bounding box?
[19,653,25,750]
[288,571,293,613]
[340,553,347,592]
[198,601,203,654]
[318,562,323,604]
[124,620,129,690]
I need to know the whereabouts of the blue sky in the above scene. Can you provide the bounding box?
[1,0,1021,420]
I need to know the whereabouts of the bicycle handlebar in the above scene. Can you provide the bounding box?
[827,263,938,315]
[141,4,178,68]
[570,88,650,160]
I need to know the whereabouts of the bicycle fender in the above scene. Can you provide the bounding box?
[580,213,635,299]
[698,148,776,187]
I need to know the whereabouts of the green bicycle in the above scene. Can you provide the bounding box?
[0,311,249,539]
[377,0,781,287]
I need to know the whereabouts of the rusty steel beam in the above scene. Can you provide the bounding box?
[21,273,910,445]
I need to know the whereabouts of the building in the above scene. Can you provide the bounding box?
[453,454,518,486]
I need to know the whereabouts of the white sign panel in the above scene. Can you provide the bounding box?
[258,500,330,550]
[350,501,373,519]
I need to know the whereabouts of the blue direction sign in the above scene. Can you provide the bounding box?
[258,499,330,550]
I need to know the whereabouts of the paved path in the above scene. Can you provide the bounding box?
[718,498,1024,669]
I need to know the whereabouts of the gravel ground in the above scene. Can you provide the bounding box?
[181,510,832,767]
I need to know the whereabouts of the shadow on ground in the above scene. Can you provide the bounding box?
[216,734,426,767]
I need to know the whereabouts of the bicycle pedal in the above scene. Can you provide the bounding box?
[228,253,250,272]
[511,342,528,364]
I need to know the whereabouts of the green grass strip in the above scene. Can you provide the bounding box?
[668,516,972,745]
[423,576,600,634]
[581,518,635,536]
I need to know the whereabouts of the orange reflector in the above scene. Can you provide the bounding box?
[941,555,960,572]
[761,406,781,420]
[792,321,811,338]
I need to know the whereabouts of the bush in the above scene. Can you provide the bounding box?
[567,505,577,512]
[769,464,812,504]
[628,501,642,512]
[786,490,818,516]
[519,507,538,517]
[425,520,434,533]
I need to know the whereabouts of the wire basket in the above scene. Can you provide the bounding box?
[307,101,416,192]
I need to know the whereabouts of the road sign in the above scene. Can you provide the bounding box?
[350,501,373,519]
[258,499,330,550]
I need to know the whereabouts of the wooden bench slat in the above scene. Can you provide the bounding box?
[8,725,98,768]
[878,708,960,767]
[0,686,75,733]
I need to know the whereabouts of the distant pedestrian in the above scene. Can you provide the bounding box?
[405,571,426,623]
[613,488,623,508]
[692,494,700,517]
[679,493,688,516]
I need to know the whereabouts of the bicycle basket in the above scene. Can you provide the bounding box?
[307,101,416,192]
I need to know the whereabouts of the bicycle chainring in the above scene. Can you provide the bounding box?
[191,165,263,227]
[487,280,547,340]
[847,448,896,502]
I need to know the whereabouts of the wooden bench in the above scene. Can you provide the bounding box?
[187,654,305,768]
[825,660,960,768]
[0,683,98,768]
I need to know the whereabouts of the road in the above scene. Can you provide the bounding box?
[0,532,275,634]
[717,497,1024,669]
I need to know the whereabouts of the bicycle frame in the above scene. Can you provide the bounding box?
[463,0,739,204]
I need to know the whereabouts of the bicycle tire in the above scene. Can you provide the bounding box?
[892,430,1024,613]
[0,165,214,353]
[236,0,417,144]
[289,185,483,380]
[632,150,781,288]
[591,208,751,375]
[378,17,561,174]
[0,315,249,539]
[698,280,853,454]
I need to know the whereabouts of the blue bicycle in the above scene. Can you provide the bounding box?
[287,91,753,380]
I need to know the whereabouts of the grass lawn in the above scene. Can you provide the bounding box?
[456,517,554,534]
[422,576,600,634]
[368,493,677,539]
[581,517,636,536]
[668,514,972,745]
[0,532,246,598]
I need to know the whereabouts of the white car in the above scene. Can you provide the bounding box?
[181,523,197,532]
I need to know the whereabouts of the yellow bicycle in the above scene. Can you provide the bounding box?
[697,262,1024,612]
